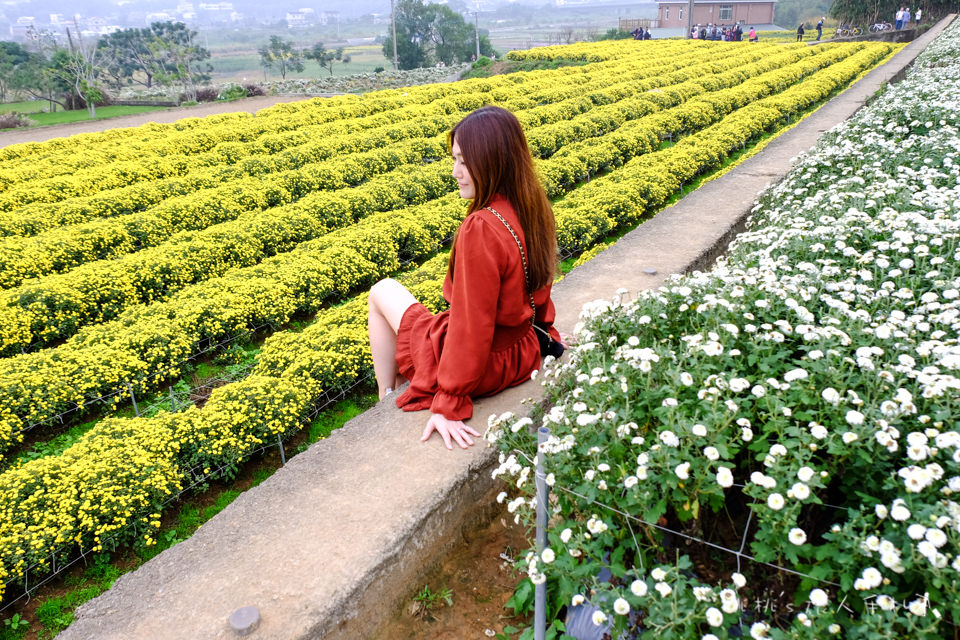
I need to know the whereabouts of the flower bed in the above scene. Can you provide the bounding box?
[490,18,959,640]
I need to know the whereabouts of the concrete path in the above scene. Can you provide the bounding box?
[58,16,954,640]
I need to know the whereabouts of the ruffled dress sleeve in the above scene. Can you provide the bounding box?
[429,213,509,420]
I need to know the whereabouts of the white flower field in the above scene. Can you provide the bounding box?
[490,18,960,640]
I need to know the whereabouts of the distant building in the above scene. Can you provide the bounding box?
[656,0,776,28]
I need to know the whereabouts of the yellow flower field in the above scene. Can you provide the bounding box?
[0,37,898,603]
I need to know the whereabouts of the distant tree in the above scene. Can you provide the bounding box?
[305,42,350,76]
[775,0,833,28]
[258,35,304,80]
[829,0,959,23]
[0,41,30,102]
[142,22,212,102]
[382,0,495,70]
[60,23,105,117]
[9,51,70,111]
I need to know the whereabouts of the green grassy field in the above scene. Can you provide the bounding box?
[0,101,38,115]
[210,44,392,83]
[0,104,170,130]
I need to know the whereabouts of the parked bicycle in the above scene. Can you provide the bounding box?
[834,24,863,37]
[869,21,894,32]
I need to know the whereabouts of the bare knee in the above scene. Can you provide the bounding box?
[368,278,417,332]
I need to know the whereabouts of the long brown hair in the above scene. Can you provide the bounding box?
[448,106,557,290]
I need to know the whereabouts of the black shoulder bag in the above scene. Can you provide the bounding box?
[485,206,565,360]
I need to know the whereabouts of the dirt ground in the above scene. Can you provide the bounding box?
[0,95,318,149]
[373,503,533,639]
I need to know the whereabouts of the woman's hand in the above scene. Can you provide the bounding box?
[421,413,481,450]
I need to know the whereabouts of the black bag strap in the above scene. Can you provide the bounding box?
[485,206,536,327]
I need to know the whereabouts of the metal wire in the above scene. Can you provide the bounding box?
[0,370,377,613]
[552,484,842,588]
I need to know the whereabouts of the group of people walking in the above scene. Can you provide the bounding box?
[690,24,745,41]
[798,18,825,41]
[630,27,652,40]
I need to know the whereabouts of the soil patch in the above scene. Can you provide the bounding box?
[373,501,531,639]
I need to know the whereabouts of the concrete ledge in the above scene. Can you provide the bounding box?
[59,15,955,640]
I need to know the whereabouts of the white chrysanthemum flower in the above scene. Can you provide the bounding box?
[784,368,808,382]
[891,502,911,521]
[675,462,691,480]
[767,493,785,510]
[571,594,585,607]
[541,548,555,564]
[717,467,734,488]
[630,579,648,597]
[846,410,865,426]
[592,610,608,626]
[750,621,770,638]
[613,597,630,615]
[789,528,807,545]
[650,567,666,581]
[876,595,896,611]
[809,589,828,607]
[797,466,815,482]
[704,446,720,461]
[907,524,927,540]
[791,482,811,500]
[692,424,708,437]
[560,528,572,543]
[655,581,672,597]
[706,607,723,627]
[731,572,746,588]
[908,598,927,617]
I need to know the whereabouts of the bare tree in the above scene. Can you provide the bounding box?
[64,21,103,117]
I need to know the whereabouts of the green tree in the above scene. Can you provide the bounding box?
[305,42,351,76]
[9,51,70,111]
[382,0,495,70]
[829,0,959,23]
[141,22,212,102]
[258,36,304,80]
[0,41,30,101]
[775,0,834,28]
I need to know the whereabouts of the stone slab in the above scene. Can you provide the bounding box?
[58,15,954,640]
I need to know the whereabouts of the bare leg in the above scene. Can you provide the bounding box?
[368,278,418,399]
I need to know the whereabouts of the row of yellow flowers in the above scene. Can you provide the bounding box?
[0,41,895,602]
[0,46,701,216]
[0,43,827,357]
[0,44,873,449]
[0,55,716,288]
[0,50,708,238]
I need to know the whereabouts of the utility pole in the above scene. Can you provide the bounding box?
[686,0,695,38]
[391,0,399,70]
[474,9,480,60]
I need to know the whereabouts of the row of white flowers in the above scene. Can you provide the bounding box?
[489,18,959,640]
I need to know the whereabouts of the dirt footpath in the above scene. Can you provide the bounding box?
[0,95,320,149]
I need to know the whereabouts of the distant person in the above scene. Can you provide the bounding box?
[748,27,757,42]
[915,6,922,25]
[691,25,698,39]
[904,7,911,26]
[735,24,743,41]
[796,23,805,41]
[700,25,707,39]
[816,17,824,40]
[643,29,651,40]
[895,7,904,29]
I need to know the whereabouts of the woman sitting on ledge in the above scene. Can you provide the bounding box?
[367,106,561,450]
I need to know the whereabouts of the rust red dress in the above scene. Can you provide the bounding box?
[394,197,559,421]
